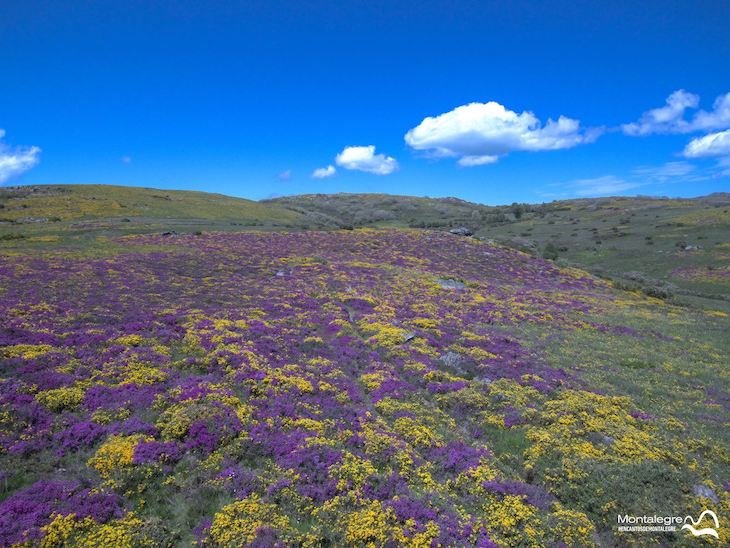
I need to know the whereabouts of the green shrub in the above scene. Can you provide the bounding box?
[542,243,559,260]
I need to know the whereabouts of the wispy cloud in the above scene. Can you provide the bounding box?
[631,161,696,182]
[570,175,642,196]
[622,90,730,135]
[277,169,292,181]
[311,165,336,179]
[717,156,730,177]
[0,129,41,184]
[404,101,601,166]
[547,159,714,199]
[335,145,398,175]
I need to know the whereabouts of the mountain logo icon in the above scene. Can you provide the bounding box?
[682,510,719,539]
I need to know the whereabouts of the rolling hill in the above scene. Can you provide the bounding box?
[0,184,728,545]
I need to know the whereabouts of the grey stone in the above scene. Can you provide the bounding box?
[438,351,479,379]
[693,484,719,504]
[437,278,466,290]
[449,227,473,236]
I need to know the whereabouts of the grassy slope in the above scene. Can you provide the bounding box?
[0,184,302,223]
[1,186,728,544]
[1,228,727,545]
[0,184,307,252]
[475,195,730,302]
[265,192,492,228]
[3,185,729,303]
[270,192,730,305]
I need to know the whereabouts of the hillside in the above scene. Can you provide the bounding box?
[0,185,300,226]
[264,192,494,228]
[1,228,728,545]
[269,192,730,306]
[3,185,729,307]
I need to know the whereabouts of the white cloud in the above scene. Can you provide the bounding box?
[692,93,730,131]
[311,165,336,178]
[277,169,292,181]
[403,101,597,166]
[335,145,398,175]
[623,90,730,135]
[683,129,730,158]
[622,90,699,135]
[0,129,41,184]
[458,155,499,167]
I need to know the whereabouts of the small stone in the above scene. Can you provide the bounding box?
[693,484,719,504]
[437,278,466,290]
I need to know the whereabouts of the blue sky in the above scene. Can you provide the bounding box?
[1,0,729,204]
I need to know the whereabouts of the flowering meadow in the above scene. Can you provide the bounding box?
[1,229,728,546]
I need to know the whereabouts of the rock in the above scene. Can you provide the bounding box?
[449,227,473,236]
[587,432,615,446]
[438,351,479,378]
[403,332,416,343]
[18,216,49,223]
[161,230,178,237]
[440,351,465,369]
[509,237,538,253]
[693,484,719,504]
[437,278,466,290]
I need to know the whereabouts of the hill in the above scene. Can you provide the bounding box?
[264,192,493,228]
[1,228,728,545]
[3,185,729,307]
[269,192,730,306]
[0,184,304,236]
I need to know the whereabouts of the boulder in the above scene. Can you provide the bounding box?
[693,484,719,504]
[449,227,473,236]
[438,351,479,378]
[437,278,466,290]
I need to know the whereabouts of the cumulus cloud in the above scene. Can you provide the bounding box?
[683,129,730,158]
[403,101,598,166]
[622,90,730,135]
[0,129,41,184]
[311,165,336,178]
[335,145,398,175]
